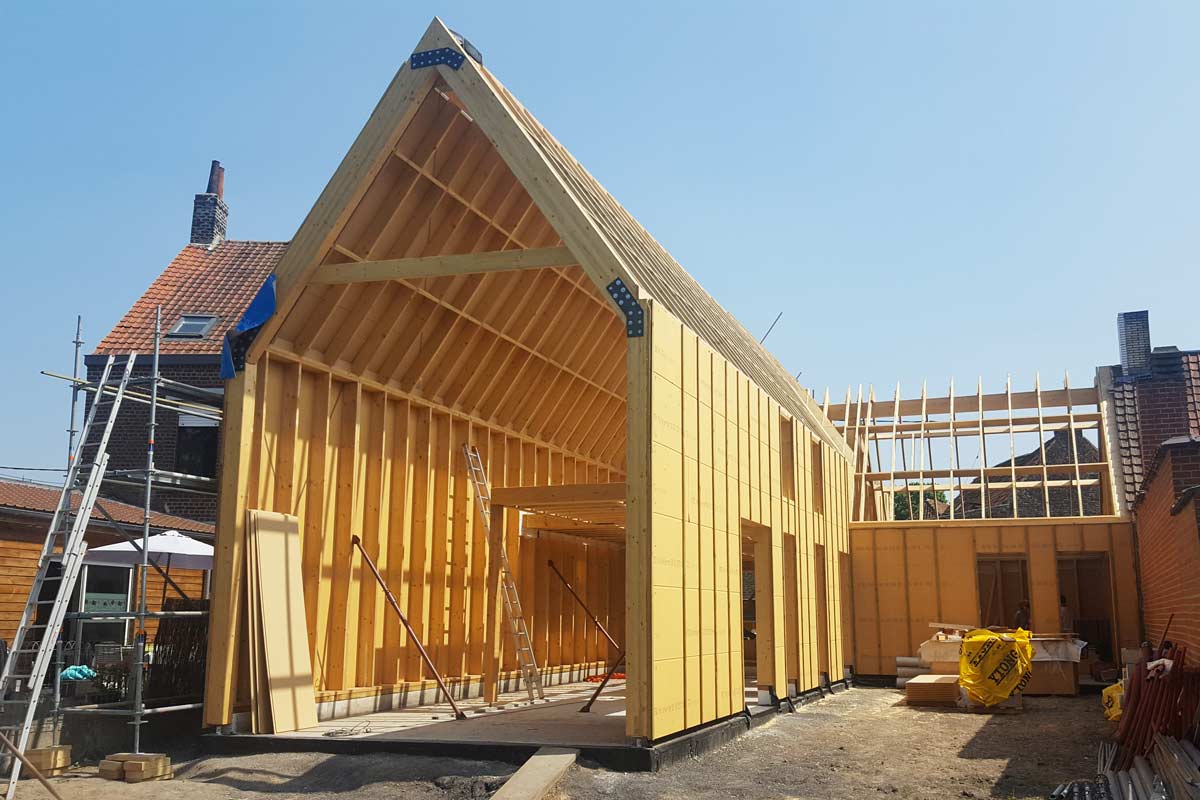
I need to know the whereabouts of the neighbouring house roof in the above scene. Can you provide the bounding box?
[957,430,1103,517]
[1111,380,1143,507]
[0,478,213,536]
[94,240,287,357]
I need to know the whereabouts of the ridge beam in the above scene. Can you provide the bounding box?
[311,245,576,284]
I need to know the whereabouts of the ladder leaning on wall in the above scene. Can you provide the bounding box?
[0,354,136,798]
[462,445,545,702]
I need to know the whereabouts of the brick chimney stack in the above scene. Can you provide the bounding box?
[1118,310,1151,377]
[190,160,228,247]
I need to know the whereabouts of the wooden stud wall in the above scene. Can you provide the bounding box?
[204,21,857,735]
[848,516,1139,674]
[630,302,853,741]
[827,376,1119,522]
[227,351,624,704]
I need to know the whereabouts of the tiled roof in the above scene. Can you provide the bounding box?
[0,479,213,535]
[1185,353,1200,437]
[94,240,287,356]
[1111,381,1143,506]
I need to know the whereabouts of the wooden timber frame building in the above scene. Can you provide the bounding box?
[827,378,1141,676]
[203,19,855,744]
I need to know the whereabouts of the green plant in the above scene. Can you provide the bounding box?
[893,488,947,520]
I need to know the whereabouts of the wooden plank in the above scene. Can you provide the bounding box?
[311,245,576,284]
[827,386,1101,419]
[248,510,318,733]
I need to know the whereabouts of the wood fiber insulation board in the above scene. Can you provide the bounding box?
[642,303,853,740]
[247,509,318,733]
[849,517,1138,672]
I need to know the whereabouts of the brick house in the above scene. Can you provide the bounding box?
[1098,311,1200,650]
[84,162,286,522]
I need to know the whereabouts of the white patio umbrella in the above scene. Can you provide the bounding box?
[83,530,213,572]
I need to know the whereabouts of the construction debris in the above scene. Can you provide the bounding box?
[1115,645,1200,767]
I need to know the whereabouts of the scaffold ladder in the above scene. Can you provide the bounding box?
[463,445,544,702]
[0,354,136,798]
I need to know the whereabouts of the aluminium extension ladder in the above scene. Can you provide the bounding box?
[0,354,136,798]
[463,445,545,702]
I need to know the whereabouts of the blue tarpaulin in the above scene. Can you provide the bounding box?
[220,274,276,379]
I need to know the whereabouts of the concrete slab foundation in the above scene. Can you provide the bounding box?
[200,679,853,772]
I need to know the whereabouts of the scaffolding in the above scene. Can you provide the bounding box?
[42,307,220,753]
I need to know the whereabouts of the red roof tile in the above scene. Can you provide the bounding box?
[1111,381,1143,506]
[0,479,213,536]
[94,240,288,356]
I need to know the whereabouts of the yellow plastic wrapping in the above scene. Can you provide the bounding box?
[1102,682,1123,721]
[958,628,1033,706]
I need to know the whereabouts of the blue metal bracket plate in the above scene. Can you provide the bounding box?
[606,278,644,337]
[410,48,466,70]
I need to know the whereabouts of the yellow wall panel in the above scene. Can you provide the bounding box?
[638,303,854,740]
[850,518,1138,672]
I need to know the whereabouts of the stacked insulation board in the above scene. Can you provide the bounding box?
[904,674,960,707]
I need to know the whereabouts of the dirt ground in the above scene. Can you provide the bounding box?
[17,752,517,799]
[18,687,1110,799]
[556,688,1111,799]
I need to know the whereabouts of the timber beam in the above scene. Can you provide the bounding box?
[491,481,626,508]
[311,245,576,284]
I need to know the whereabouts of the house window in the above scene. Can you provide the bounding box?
[779,417,796,501]
[811,439,825,515]
[166,314,219,339]
[177,411,219,477]
[39,561,132,661]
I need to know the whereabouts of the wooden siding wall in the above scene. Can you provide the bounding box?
[0,527,43,642]
[0,520,205,643]
[849,517,1140,674]
[627,302,853,741]
[136,565,206,640]
[239,351,625,702]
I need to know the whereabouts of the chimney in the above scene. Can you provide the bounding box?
[190,160,228,247]
[1117,310,1151,377]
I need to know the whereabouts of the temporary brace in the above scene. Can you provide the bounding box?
[606,277,644,337]
[546,560,626,713]
[351,536,466,720]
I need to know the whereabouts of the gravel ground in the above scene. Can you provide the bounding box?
[18,687,1110,799]
[555,687,1111,799]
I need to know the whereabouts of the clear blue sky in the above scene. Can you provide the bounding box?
[1,2,1196,479]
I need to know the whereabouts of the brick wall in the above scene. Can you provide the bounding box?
[1135,442,1200,651]
[83,358,223,523]
[190,193,228,246]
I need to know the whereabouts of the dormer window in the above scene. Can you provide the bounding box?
[167,314,219,339]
